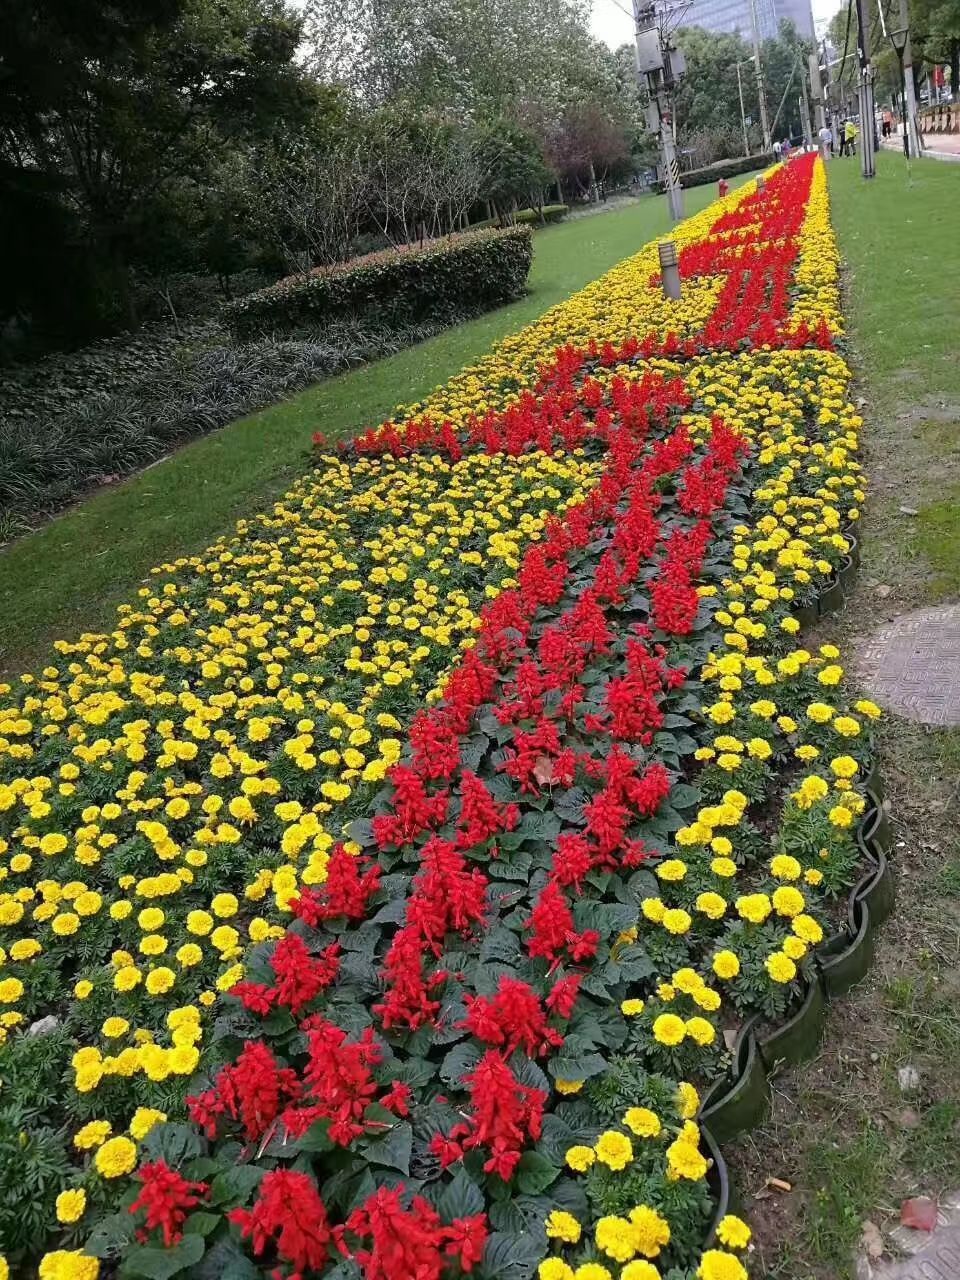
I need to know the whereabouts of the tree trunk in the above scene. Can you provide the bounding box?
[952,40,960,121]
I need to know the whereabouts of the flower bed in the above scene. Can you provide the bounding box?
[0,155,885,1280]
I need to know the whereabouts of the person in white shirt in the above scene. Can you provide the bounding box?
[773,139,782,159]
[818,124,833,158]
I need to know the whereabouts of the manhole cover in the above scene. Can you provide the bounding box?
[856,603,960,727]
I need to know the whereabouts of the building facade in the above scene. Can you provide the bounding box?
[682,0,814,41]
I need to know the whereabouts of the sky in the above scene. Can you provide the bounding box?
[589,0,842,48]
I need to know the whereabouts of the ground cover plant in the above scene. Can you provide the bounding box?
[0,155,881,1280]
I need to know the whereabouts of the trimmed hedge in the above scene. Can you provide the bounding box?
[224,225,534,340]
[652,154,769,194]
[471,204,570,232]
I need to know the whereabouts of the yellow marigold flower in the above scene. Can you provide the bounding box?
[145,967,175,995]
[792,913,824,944]
[685,1017,716,1047]
[38,1252,100,1280]
[555,1079,584,1095]
[782,935,807,960]
[624,1107,661,1138]
[94,1135,137,1178]
[101,1017,129,1038]
[662,908,692,936]
[55,1188,87,1224]
[573,1267,611,1280]
[765,952,797,984]
[538,1262,575,1280]
[670,1083,697,1124]
[770,854,801,880]
[736,893,772,924]
[666,1136,708,1180]
[621,1264,661,1280]
[854,699,881,720]
[712,950,740,980]
[545,1210,581,1243]
[695,891,727,920]
[565,1145,596,1173]
[652,1013,686,1046]
[829,804,854,828]
[772,885,805,917]
[655,859,687,881]
[830,754,859,778]
[595,1215,637,1262]
[621,999,645,1017]
[129,1108,167,1140]
[628,1204,671,1257]
[74,1120,111,1150]
[697,1249,748,1280]
[711,856,737,878]
[641,898,666,923]
[594,1130,634,1171]
[716,1215,752,1249]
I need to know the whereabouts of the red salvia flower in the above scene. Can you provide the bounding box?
[129,1160,208,1246]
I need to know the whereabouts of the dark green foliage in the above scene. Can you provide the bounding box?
[668,156,768,192]
[0,310,500,539]
[224,227,534,340]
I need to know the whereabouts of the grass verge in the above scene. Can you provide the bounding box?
[733,151,960,1279]
[0,177,757,678]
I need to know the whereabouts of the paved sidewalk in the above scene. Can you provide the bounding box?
[881,125,960,163]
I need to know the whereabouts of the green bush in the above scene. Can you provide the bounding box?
[224,226,533,340]
[651,154,768,194]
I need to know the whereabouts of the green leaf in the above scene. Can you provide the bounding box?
[86,1212,137,1259]
[364,1121,412,1174]
[141,1123,205,1169]
[195,1239,260,1280]
[439,1166,485,1221]
[209,1165,265,1208]
[440,1040,481,1085]
[183,1212,220,1237]
[514,1151,559,1195]
[548,1052,609,1081]
[119,1234,205,1279]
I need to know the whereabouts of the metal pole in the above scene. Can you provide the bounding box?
[736,61,750,155]
[853,0,876,176]
[748,0,772,151]
[809,52,826,132]
[897,0,922,157]
[658,92,685,222]
[799,57,814,148]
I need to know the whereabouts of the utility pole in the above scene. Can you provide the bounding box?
[748,0,772,150]
[896,0,922,156]
[809,51,826,132]
[798,57,814,147]
[735,59,751,155]
[853,0,877,176]
[634,0,686,223]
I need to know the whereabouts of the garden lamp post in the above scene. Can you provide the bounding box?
[889,26,910,158]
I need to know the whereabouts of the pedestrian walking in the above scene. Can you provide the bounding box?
[773,139,782,160]
[818,123,833,157]
[718,177,730,198]
[782,137,792,159]
[882,108,893,138]
[845,119,857,155]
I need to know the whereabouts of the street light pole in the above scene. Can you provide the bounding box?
[735,60,750,155]
[748,0,772,151]
[853,0,877,176]
[895,0,922,157]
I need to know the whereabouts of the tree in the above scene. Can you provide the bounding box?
[0,0,314,342]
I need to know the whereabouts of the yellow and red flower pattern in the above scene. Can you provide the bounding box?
[0,156,875,1280]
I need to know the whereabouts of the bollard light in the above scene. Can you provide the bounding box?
[658,240,681,300]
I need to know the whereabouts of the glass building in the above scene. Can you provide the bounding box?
[683,0,814,41]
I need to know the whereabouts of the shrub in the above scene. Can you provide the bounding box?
[223,226,533,340]
[0,311,493,542]
[650,155,769,194]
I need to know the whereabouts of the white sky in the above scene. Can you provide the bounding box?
[589,0,842,47]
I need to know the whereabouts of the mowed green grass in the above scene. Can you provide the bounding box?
[828,152,960,597]
[0,179,755,678]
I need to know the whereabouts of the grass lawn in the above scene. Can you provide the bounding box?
[733,152,960,1279]
[0,176,757,678]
